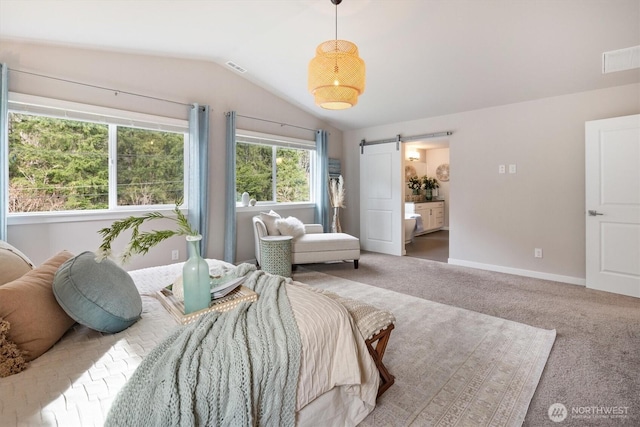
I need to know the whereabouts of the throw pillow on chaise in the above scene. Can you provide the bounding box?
[260,210,281,235]
[275,216,306,238]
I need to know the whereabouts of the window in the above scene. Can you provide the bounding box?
[235,130,314,204]
[7,94,188,215]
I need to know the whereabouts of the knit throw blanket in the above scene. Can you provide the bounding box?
[106,263,301,427]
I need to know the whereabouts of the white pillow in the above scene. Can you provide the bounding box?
[276,216,306,238]
[259,210,281,235]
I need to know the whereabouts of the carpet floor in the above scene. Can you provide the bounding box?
[294,269,555,427]
[297,252,640,426]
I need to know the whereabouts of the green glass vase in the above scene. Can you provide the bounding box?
[183,235,210,314]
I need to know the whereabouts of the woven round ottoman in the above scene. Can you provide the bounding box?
[259,235,293,277]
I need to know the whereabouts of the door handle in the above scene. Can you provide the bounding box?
[588,210,604,216]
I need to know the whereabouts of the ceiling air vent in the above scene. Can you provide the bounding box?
[602,45,640,74]
[226,61,247,74]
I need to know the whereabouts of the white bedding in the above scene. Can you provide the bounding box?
[0,260,378,426]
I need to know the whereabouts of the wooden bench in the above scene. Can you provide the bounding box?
[365,324,395,397]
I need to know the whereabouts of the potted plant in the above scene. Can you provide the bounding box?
[408,175,422,195]
[421,176,439,200]
[97,201,211,314]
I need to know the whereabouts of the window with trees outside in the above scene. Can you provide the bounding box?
[236,130,315,205]
[7,95,188,215]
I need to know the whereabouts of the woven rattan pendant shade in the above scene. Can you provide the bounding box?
[309,40,366,109]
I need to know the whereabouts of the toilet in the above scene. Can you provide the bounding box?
[404,214,420,244]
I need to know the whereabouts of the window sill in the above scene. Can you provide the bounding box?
[235,202,315,214]
[7,206,185,226]
[8,203,315,225]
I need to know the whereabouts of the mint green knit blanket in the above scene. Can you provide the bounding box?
[105,264,301,427]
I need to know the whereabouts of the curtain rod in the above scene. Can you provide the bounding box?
[233,113,317,133]
[360,131,453,153]
[9,68,193,107]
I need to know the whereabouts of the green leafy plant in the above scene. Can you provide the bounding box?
[97,201,197,263]
[408,175,422,190]
[422,176,440,190]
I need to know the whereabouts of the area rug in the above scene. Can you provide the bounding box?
[292,270,556,427]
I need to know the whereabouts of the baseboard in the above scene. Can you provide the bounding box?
[447,258,586,286]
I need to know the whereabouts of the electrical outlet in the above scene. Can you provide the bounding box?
[498,165,506,174]
[534,248,543,258]
[171,249,179,260]
[509,164,517,174]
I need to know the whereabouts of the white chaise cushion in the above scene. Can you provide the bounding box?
[276,216,305,238]
[293,233,360,253]
[303,224,324,234]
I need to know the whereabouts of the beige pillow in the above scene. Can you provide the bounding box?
[0,240,34,286]
[0,250,75,361]
[260,210,281,235]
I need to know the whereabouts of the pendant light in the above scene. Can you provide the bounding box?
[308,0,366,109]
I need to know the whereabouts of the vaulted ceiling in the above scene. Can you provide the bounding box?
[1,0,638,131]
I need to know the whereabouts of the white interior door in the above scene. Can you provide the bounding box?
[585,114,640,297]
[360,142,403,256]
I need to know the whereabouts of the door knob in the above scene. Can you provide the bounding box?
[588,210,604,216]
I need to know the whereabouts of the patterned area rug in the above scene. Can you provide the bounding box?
[293,270,556,427]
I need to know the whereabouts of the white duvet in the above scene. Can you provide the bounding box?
[0,260,378,426]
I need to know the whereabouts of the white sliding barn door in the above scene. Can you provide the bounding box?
[585,114,640,297]
[359,142,403,256]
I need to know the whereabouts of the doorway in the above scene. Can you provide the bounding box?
[403,141,450,263]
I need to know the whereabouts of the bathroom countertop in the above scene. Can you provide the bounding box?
[406,199,445,204]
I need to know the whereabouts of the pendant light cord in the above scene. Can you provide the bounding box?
[333,0,339,71]
[335,1,338,41]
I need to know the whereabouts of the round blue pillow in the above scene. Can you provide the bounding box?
[53,251,142,333]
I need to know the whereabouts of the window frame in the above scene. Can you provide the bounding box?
[6,93,190,225]
[235,129,316,209]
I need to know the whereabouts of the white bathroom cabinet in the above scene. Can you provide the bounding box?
[406,201,444,234]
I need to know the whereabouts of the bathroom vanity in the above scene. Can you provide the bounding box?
[405,200,444,235]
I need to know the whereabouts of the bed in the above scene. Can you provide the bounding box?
[0,258,380,426]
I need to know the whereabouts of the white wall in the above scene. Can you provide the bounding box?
[1,40,343,269]
[343,83,640,283]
